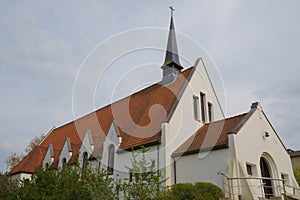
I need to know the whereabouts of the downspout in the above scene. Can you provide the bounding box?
[157,144,160,176]
[232,133,242,198]
[173,157,177,184]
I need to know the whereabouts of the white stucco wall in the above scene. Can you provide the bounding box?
[78,130,94,167]
[10,173,32,184]
[97,122,159,181]
[101,122,120,170]
[163,58,225,185]
[175,135,234,190]
[114,145,159,182]
[42,144,54,169]
[58,138,72,168]
[233,107,299,198]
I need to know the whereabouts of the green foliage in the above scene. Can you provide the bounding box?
[0,172,18,200]
[170,183,195,199]
[294,166,300,186]
[1,147,224,200]
[121,146,167,200]
[0,166,119,200]
[193,182,223,200]
[168,182,223,200]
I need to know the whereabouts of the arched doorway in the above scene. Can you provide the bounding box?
[260,157,274,198]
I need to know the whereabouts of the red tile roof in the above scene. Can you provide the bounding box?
[10,146,48,174]
[11,67,194,175]
[173,113,248,157]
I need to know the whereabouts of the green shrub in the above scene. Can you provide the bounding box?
[193,182,223,200]
[295,166,300,186]
[2,166,119,200]
[170,182,223,200]
[0,172,18,200]
[171,183,196,199]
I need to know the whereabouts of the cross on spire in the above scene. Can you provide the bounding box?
[161,5,183,85]
[163,5,182,69]
[169,6,175,17]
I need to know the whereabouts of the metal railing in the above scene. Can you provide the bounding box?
[219,172,300,200]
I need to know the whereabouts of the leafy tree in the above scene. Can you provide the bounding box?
[5,152,23,171]
[5,134,45,171]
[24,134,45,154]
[122,146,167,200]
[295,166,300,186]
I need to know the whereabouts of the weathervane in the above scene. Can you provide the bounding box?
[169,6,175,17]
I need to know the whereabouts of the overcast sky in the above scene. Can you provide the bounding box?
[1,1,299,172]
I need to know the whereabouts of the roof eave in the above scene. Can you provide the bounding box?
[117,140,161,154]
[172,143,229,158]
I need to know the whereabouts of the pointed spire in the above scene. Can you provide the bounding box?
[163,7,183,70]
[161,6,183,85]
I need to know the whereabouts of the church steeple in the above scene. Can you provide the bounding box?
[161,6,183,85]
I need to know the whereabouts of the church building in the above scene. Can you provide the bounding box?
[10,11,299,200]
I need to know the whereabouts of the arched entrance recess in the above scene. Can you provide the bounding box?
[260,153,277,199]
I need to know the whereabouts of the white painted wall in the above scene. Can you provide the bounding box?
[58,138,72,168]
[114,145,158,182]
[10,173,32,184]
[175,135,234,190]
[233,107,299,199]
[100,122,120,171]
[78,130,94,168]
[163,58,225,185]
[42,144,54,169]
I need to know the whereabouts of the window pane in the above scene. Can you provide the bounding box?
[82,152,88,172]
[107,145,115,175]
[246,164,252,175]
[193,96,200,121]
[62,158,67,173]
[208,102,213,122]
[200,93,206,122]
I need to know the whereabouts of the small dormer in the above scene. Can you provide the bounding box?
[161,7,183,85]
[43,144,54,170]
[78,130,95,170]
[58,137,72,169]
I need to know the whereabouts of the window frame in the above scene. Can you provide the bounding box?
[193,95,200,121]
[45,162,49,170]
[246,164,253,175]
[200,92,206,122]
[107,145,115,175]
[82,152,88,172]
[281,173,290,184]
[208,102,213,122]
[62,158,67,173]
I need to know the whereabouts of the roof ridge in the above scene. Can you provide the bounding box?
[104,66,193,109]
[203,112,248,126]
[50,67,194,130]
[12,67,195,174]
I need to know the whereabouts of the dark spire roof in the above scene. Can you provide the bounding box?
[163,14,183,70]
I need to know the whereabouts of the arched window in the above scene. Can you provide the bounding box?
[62,158,67,173]
[82,152,88,172]
[45,163,49,170]
[107,145,115,175]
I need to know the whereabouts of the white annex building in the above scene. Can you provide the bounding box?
[11,13,299,200]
